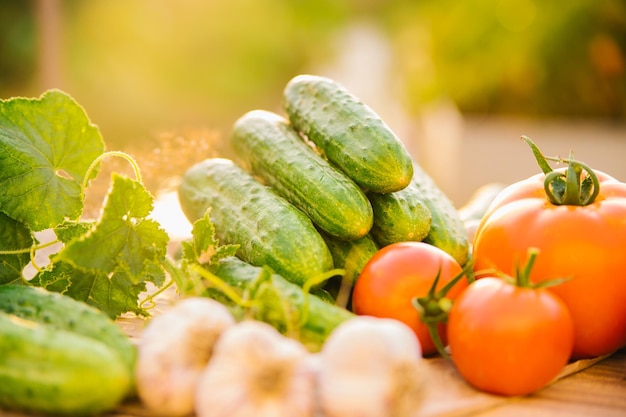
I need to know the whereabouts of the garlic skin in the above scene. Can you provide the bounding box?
[195,320,316,417]
[318,316,425,417]
[135,297,236,416]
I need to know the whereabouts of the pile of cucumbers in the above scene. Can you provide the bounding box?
[178,74,469,294]
[0,285,136,416]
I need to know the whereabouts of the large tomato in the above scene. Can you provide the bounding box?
[351,241,468,356]
[473,155,626,359]
[447,275,574,396]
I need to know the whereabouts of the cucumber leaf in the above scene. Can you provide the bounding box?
[35,261,148,318]
[65,269,149,318]
[55,173,168,285]
[54,220,95,243]
[30,260,73,293]
[0,212,33,285]
[0,90,105,231]
[181,210,239,266]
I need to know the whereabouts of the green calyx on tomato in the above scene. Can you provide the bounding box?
[504,247,570,290]
[522,135,599,206]
[412,261,475,360]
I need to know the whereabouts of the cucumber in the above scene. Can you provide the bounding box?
[208,256,354,352]
[283,74,414,194]
[231,109,373,241]
[411,162,470,266]
[320,231,379,286]
[0,285,136,379]
[178,157,334,286]
[319,231,380,308]
[367,182,432,247]
[0,312,130,415]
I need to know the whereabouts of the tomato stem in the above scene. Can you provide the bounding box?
[503,247,571,289]
[412,260,474,360]
[521,136,600,206]
[515,247,538,287]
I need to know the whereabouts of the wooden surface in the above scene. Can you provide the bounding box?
[106,345,626,417]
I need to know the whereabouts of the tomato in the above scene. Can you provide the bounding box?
[351,241,468,356]
[447,276,574,396]
[473,148,626,359]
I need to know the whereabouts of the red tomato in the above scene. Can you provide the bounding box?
[473,169,626,359]
[351,241,468,356]
[447,277,574,396]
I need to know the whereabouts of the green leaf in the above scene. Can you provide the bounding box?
[54,220,95,243]
[0,90,105,231]
[182,210,239,266]
[0,212,33,285]
[63,268,148,319]
[30,260,72,293]
[55,173,168,284]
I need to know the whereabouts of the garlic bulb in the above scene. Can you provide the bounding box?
[195,320,316,417]
[135,297,236,416]
[317,316,425,417]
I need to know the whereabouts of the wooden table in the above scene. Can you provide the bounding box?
[416,348,626,417]
[106,328,626,417]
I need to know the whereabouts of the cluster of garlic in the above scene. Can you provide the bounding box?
[135,297,426,417]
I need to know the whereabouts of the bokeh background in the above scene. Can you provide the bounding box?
[2,0,625,206]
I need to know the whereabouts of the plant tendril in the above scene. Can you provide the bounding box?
[80,151,143,202]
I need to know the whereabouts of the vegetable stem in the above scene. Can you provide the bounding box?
[412,260,474,360]
[521,136,600,206]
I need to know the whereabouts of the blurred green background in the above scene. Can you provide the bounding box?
[1,0,625,204]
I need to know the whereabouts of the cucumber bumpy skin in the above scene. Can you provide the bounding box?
[320,231,379,286]
[0,312,130,416]
[283,74,414,194]
[367,181,433,247]
[178,157,334,286]
[0,285,137,379]
[231,109,373,241]
[411,162,470,266]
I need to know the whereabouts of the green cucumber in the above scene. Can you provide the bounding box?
[0,312,130,415]
[320,231,379,286]
[367,182,432,247]
[0,285,136,379]
[178,157,334,286]
[411,162,470,266]
[208,256,354,352]
[283,74,414,194]
[319,231,380,307]
[231,110,373,241]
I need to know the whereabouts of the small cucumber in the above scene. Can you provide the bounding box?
[283,74,414,194]
[319,231,380,308]
[208,256,354,352]
[367,182,432,247]
[0,285,136,379]
[178,157,334,286]
[320,231,379,286]
[0,312,130,416]
[411,162,470,266]
[231,109,373,241]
